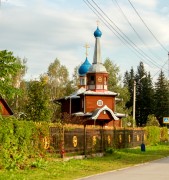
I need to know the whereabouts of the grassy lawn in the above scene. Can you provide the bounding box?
[0,143,169,180]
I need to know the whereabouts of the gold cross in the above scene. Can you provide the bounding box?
[84,43,90,57]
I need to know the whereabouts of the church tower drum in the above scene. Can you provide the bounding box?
[87,26,108,92]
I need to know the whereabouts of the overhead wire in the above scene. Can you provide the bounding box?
[87,0,167,71]
[83,0,140,54]
[112,0,168,78]
[127,0,168,77]
[112,0,164,66]
[127,0,168,53]
[152,60,168,78]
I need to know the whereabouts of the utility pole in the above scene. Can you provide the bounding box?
[133,80,136,128]
[132,75,146,128]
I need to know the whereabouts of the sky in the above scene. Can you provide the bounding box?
[0,0,169,82]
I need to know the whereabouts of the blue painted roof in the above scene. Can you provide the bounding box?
[78,57,91,76]
[94,27,102,38]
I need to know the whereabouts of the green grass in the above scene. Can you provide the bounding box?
[0,143,169,180]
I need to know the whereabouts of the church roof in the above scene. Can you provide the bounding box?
[88,25,107,74]
[88,63,107,73]
[72,105,126,122]
[83,90,117,96]
[94,26,102,38]
[55,87,117,102]
[78,57,91,76]
[69,87,117,97]
[91,105,119,120]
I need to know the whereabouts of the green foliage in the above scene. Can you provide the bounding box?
[154,71,169,125]
[124,62,154,126]
[122,115,133,127]
[0,116,49,170]
[31,158,48,169]
[25,80,52,122]
[146,114,160,126]
[160,127,168,142]
[144,126,161,145]
[123,68,135,110]
[104,58,121,90]
[104,58,130,114]
[0,50,25,99]
[0,144,169,179]
[105,147,116,154]
[47,59,76,121]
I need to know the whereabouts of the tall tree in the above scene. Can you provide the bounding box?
[135,62,154,126]
[72,65,80,90]
[123,67,135,110]
[0,50,24,100]
[47,58,74,99]
[104,58,130,113]
[24,78,52,122]
[124,62,154,126]
[47,59,76,121]
[9,57,27,114]
[154,70,169,126]
[104,58,120,92]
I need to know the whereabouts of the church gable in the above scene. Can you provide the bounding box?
[91,105,119,120]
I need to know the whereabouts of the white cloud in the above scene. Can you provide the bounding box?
[131,0,158,9]
[3,0,26,7]
[0,0,168,82]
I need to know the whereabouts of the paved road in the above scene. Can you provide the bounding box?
[78,156,169,180]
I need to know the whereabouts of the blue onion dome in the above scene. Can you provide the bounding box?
[78,57,91,76]
[94,26,102,38]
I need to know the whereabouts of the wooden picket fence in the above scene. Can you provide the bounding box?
[49,126,145,155]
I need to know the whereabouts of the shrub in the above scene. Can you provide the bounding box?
[144,126,161,145]
[0,116,49,170]
[160,127,168,142]
[146,114,159,126]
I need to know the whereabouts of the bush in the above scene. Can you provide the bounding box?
[0,116,49,170]
[144,126,161,145]
[146,114,159,126]
[160,127,168,142]
[105,148,116,154]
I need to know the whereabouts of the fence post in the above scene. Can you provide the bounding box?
[101,125,104,152]
[84,124,87,157]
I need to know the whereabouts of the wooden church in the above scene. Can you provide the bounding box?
[55,25,125,127]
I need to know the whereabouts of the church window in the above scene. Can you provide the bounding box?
[90,76,95,84]
[97,100,103,106]
[80,78,85,85]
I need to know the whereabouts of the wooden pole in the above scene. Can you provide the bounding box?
[84,124,87,157]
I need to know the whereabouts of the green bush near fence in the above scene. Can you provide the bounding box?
[0,116,49,170]
[160,127,168,142]
[0,116,168,171]
[144,126,168,145]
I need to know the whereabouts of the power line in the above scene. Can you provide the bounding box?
[127,0,168,53]
[83,0,146,61]
[86,0,167,71]
[152,60,168,78]
[112,0,164,65]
